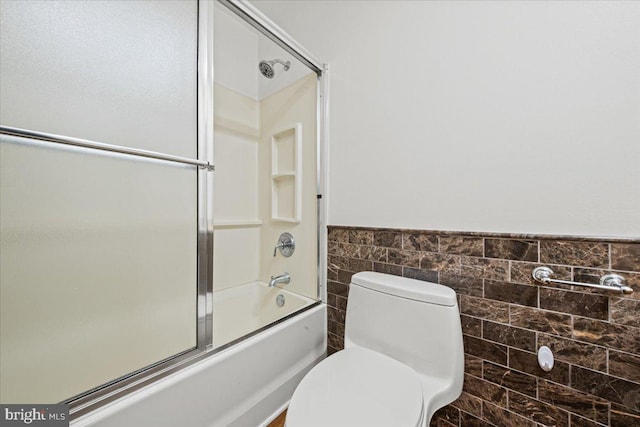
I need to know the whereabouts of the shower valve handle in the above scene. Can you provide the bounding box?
[273,232,295,257]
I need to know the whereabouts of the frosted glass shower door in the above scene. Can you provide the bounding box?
[0,137,198,404]
[0,0,201,404]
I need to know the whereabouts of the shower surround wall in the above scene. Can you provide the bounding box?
[327,226,639,427]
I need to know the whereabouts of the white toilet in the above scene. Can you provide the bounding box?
[286,272,464,427]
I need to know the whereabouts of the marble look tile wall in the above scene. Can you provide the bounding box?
[326,226,640,427]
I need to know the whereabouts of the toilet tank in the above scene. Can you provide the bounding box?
[344,272,464,386]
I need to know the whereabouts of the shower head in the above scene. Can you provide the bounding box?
[259,59,291,79]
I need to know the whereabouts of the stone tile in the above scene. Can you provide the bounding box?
[333,242,359,258]
[373,262,402,276]
[327,240,339,256]
[348,229,373,245]
[509,348,570,386]
[463,335,507,366]
[460,412,493,427]
[574,267,640,300]
[328,255,349,271]
[439,273,483,297]
[387,248,421,267]
[511,261,572,286]
[420,252,462,273]
[327,319,345,338]
[611,297,640,328]
[326,294,336,308]
[327,306,345,324]
[373,230,402,249]
[461,315,482,337]
[485,238,538,262]
[327,265,338,281]
[609,350,640,384]
[431,405,460,426]
[460,256,509,281]
[611,243,640,272]
[402,267,438,283]
[452,391,482,417]
[358,245,388,262]
[538,334,607,372]
[463,374,507,407]
[540,240,609,269]
[610,403,640,427]
[539,288,608,320]
[429,417,457,427]
[571,365,640,412]
[484,279,538,307]
[440,236,484,256]
[482,321,536,351]
[509,306,572,337]
[334,296,347,312]
[403,232,438,252]
[327,280,348,298]
[482,401,536,427]
[538,379,609,424]
[337,269,353,285]
[507,391,569,427]
[327,227,348,242]
[460,295,510,323]
[465,354,483,378]
[573,317,640,354]
[346,258,372,273]
[483,361,537,397]
[569,414,608,427]
[327,332,343,351]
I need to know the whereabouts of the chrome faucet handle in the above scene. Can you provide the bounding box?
[273,232,295,257]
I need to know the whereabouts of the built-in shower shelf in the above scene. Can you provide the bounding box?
[213,220,263,229]
[272,172,296,179]
[271,123,302,224]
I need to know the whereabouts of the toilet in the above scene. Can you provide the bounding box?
[286,272,464,427]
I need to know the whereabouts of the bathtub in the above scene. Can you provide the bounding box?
[212,281,317,348]
[73,283,326,427]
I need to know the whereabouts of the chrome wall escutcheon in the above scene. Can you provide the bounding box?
[532,266,554,283]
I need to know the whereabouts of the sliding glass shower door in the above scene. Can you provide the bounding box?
[0,0,207,405]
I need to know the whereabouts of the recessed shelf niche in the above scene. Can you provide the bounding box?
[271,123,302,223]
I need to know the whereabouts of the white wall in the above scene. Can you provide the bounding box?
[253,1,640,238]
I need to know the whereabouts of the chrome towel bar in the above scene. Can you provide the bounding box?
[0,125,215,171]
[532,266,633,294]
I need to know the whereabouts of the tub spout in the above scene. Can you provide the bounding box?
[269,272,290,287]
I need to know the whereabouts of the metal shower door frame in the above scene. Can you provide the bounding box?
[217,0,329,305]
[68,0,328,418]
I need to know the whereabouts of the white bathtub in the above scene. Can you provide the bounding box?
[73,283,326,427]
[212,281,317,348]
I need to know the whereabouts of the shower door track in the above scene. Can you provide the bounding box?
[0,125,215,171]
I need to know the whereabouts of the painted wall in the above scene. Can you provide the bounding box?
[252,1,640,238]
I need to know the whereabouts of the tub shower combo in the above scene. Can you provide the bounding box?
[0,1,327,425]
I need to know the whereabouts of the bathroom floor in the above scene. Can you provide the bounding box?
[268,410,287,427]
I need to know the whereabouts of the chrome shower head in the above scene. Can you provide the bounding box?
[259,59,291,79]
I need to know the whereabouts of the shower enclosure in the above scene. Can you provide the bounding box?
[0,0,327,421]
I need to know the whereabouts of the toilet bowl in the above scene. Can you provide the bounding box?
[286,272,464,427]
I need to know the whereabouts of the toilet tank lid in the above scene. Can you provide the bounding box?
[351,272,457,306]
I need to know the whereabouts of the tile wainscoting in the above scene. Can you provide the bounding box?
[326,226,640,427]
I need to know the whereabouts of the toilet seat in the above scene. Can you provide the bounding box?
[286,347,424,427]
